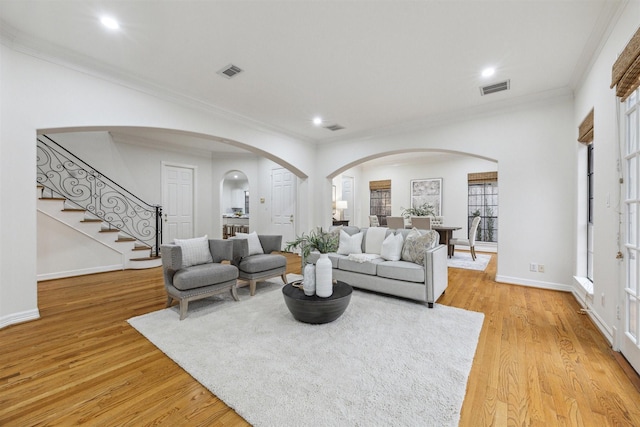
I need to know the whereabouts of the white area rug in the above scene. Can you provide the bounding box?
[447,252,491,271]
[128,277,484,427]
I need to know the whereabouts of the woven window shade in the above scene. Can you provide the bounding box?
[369,180,391,191]
[468,171,497,183]
[611,26,640,102]
[578,109,594,144]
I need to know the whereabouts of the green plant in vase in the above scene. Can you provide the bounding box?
[284,227,339,259]
[400,202,436,218]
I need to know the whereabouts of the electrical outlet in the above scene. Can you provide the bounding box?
[538,264,545,273]
[617,305,621,320]
[530,263,537,272]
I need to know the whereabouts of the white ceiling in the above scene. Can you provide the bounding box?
[0,0,623,148]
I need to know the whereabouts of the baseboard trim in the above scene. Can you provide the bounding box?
[37,264,124,281]
[0,309,40,329]
[570,288,614,345]
[495,275,573,292]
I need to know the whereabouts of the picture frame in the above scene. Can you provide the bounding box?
[410,178,442,216]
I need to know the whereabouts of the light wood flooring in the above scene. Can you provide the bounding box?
[1,253,639,426]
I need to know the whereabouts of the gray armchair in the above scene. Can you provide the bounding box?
[232,235,288,296]
[161,239,239,320]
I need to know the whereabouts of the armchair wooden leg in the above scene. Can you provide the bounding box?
[249,280,257,296]
[166,296,173,307]
[179,300,188,320]
[281,273,288,284]
[471,246,477,261]
[230,285,239,301]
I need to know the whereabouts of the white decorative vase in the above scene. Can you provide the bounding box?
[303,263,316,296]
[315,253,333,298]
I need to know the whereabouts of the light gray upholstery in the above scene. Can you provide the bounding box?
[231,235,287,296]
[161,239,239,320]
[450,216,482,260]
[305,226,448,307]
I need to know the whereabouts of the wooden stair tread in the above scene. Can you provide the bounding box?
[116,237,136,242]
[39,197,66,201]
[130,256,161,261]
[99,229,120,233]
[132,246,151,251]
[81,219,103,223]
[62,208,86,212]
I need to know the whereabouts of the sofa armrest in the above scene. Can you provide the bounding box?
[161,244,183,271]
[258,235,282,253]
[424,244,448,305]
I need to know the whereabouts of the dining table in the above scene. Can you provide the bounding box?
[431,226,461,258]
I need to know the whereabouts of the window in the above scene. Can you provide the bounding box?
[244,190,250,214]
[587,143,594,281]
[467,172,498,243]
[369,180,391,226]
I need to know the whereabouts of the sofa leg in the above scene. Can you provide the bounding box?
[250,280,257,296]
[166,296,173,308]
[230,285,240,301]
[179,300,189,320]
[428,302,434,308]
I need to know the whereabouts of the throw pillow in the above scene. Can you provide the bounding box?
[174,235,213,267]
[234,231,265,256]
[381,232,404,261]
[365,227,388,255]
[337,230,363,255]
[401,228,439,264]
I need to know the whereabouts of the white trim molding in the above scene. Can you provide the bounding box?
[495,275,573,292]
[0,309,40,329]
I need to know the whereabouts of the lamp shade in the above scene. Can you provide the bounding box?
[336,200,348,210]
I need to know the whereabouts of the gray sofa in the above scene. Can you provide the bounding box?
[305,226,448,307]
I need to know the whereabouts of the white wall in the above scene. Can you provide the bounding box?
[348,153,497,235]
[0,44,314,328]
[572,1,640,342]
[319,96,576,293]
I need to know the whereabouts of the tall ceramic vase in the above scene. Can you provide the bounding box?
[303,263,316,296]
[315,253,333,298]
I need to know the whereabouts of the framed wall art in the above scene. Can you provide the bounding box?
[410,178,442,216]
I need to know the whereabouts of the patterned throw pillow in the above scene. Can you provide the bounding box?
[174,235,213,267]
[401,229,439,264]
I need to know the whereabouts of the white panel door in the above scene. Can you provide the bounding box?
[623,90,640,375]
[342,175,354,223]
[163,164,194,243]
[272,168,296,248]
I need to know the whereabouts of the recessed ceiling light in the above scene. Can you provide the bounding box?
[312,117,323,126]
[481,67,495,78]
[100,16,120,30]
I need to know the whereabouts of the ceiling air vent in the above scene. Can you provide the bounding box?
[324,124,345,131]
[480,79,510,96]
[217,64,243,79]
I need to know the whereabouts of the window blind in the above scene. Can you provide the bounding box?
[611,26,640,102]
[578,108,594,144]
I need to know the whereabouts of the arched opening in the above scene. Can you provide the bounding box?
[221,170,250,238]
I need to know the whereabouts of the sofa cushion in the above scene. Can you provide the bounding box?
[365,226,388,255]
[377,260,425,283]
[174,235,213,267]
[238,253,286,273]
[307,251,344,268]
[380,232,404,261]
[337,230,364,255]
[401,228,439,264]
[234,231,264,256]
[338,256,383,275]
[173,263,238,290]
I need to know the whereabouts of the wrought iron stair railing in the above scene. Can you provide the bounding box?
[37,135,162,256]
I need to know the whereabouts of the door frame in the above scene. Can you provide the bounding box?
[161,161,198,243]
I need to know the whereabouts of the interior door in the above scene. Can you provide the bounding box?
[162,163,195,243]
[622,89,640,374]
[272,167,296,248]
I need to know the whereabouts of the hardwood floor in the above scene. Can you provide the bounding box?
[1,253,639,426]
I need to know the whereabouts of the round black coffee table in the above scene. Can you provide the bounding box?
[282,281,352,324]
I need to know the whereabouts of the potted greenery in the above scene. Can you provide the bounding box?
[400,202,435,218]
[284,227,339,258]
[284,227,339,297]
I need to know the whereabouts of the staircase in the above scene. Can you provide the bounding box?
[37,186,161,269]
[36,135,162,271]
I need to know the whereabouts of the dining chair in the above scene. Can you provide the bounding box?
[386,216,405,230]
[369,215,380,227]
[410,216,431,230]
[449,216,482,260]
